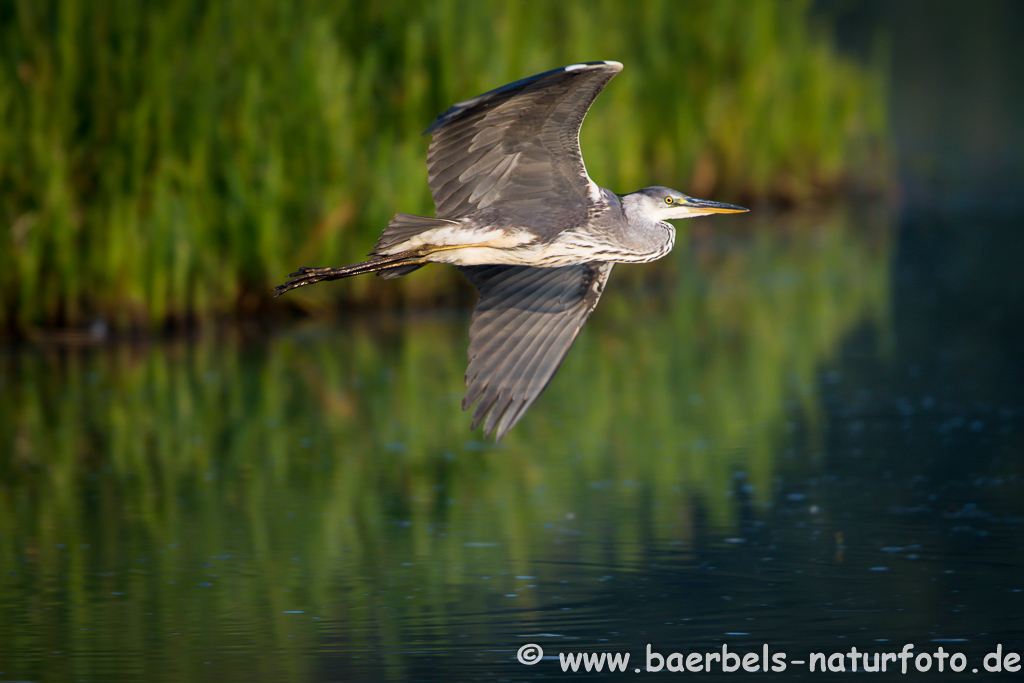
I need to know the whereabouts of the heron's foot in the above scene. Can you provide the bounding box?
[273,266,334,297]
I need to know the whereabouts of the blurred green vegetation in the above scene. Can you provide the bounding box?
[1,0,889,334]
[0,208,893,681]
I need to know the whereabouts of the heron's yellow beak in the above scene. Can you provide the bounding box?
[683,197,749,214]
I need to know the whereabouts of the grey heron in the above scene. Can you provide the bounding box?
[275,61,747,439]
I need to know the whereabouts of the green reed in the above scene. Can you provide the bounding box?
[0,0,890,333]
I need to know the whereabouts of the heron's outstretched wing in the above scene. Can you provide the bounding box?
[425,61,622,221]
[458,262,614,440]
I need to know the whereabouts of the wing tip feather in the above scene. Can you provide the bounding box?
[424,61,623,137]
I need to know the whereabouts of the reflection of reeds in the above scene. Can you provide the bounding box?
[1,0,890,333]
[0,208,893,680]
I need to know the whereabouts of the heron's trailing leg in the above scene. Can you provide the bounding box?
[273,250,430,296]
[274,235,523,296]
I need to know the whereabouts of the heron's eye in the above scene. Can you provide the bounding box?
[664,196,674,204]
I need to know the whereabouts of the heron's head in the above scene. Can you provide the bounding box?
[628,186,748,221]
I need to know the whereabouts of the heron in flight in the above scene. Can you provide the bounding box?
[275,61,747,439]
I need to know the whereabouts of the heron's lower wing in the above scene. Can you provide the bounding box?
[458,262,614,440]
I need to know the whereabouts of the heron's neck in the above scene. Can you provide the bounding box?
[620,194,652,228]
[617,193,676,263]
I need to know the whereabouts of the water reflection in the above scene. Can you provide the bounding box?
[2,207,908,681]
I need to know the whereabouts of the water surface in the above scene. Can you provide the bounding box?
[2,207,1021,681]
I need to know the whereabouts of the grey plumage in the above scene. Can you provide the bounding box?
[459,262,613,438]
[424,63,619,224]
[274,61,747,439]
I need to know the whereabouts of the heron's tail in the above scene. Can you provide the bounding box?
[371,213,461,279]
[373,214,459,254]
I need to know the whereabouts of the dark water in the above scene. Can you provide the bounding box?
[2,205,1022,681]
